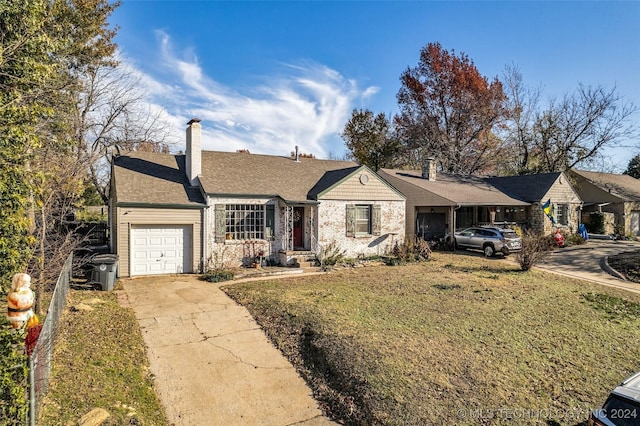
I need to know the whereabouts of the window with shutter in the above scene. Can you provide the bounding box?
[347,204,377,236]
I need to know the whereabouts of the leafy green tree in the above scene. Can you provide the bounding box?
[395,42,507,175]
[341,109,400,171]
[0,0,58,289]
[1,1,119,422]
[624,154,640,178]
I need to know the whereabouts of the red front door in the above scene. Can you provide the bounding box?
[293,207,304,249]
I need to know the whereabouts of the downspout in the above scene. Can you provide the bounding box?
[201,205,208,273]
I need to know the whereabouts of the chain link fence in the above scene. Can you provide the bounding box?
[28,253,72,425]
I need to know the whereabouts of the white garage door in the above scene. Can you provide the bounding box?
[131,225,193,276]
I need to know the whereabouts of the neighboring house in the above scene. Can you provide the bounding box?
[110,119,406,277]
[379,159,529,240]
[569,169,640,236]
[486,172,582,234]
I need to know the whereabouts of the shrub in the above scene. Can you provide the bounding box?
[201,269,234,283]
[585,212,605,234]
[391,237,432,264]
[515,230,552,271]
[0,322,28,424]
[564,233,586,246]
[315,242,346,271]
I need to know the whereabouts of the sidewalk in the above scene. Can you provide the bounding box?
[118,274,336,425]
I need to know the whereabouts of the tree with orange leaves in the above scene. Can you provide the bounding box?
[396,42,507,175]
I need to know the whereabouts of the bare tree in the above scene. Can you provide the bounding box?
[74,63,172,203]
[502,67,638,175]
[500,65,543,175]
[535,85,637,172]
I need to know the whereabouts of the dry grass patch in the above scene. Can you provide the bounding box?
[223,252,640,425]
[37,289,167,425]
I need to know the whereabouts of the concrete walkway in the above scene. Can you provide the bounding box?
[535,239,640,295]
[118,275,336,425]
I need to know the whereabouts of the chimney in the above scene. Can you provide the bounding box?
[294,145,300,162]
[186,118,202,186]
[422,157,436,181]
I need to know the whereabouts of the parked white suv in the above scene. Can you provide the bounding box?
[453,226,522,257]
[589,371,640,426]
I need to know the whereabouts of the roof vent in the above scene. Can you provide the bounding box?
[294,145,300,162]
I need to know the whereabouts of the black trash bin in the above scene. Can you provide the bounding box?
[90,254,119,291]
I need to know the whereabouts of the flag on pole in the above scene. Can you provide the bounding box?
[542,199,556,224]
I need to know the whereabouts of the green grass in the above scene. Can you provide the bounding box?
[223,252,640,425]
[37,290,168,425]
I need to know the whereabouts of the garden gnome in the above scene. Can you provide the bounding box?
[7,273,36,329]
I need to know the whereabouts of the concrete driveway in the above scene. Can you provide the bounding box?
[118,275,336,425]
[535,239,640,294]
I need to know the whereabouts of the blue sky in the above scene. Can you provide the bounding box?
[111,1,640,171]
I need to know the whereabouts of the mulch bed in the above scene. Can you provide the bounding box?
[607,250,640,283]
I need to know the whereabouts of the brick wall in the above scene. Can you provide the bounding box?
[317,199,405,257]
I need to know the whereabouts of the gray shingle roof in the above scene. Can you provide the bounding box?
[486,172,562,202]
[112,153,205,205]
[198,151,359,202]
[379,168,529,206]
[571,169,640,201]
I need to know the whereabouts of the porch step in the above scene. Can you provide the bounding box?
[290,254,318,268]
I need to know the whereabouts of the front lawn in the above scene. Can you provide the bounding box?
[37,290,168,425]
[223,252,640,425]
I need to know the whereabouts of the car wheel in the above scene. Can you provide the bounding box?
[483,244,495,257]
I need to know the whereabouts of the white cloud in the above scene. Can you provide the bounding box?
[122,30,377,158]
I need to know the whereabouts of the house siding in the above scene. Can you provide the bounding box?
[537,175,582,234]
[321,172,404,201]
[206,197,278,269]
[317,199,405,257]
[115,207,203,277]
[205,172,406,267]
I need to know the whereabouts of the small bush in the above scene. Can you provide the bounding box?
[201,269,235,283]
[564,233,586,246]
[391,237,432,264]
[585,212,605,234]
[315,242,347,271]
[515,230,552,271]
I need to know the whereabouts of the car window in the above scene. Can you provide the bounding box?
[600,394,639,426]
